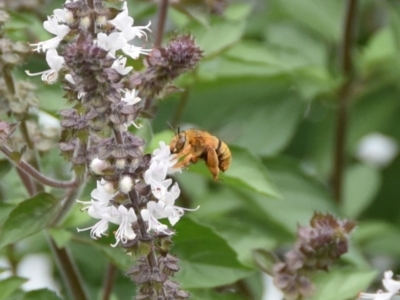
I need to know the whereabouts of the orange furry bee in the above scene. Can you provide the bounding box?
[169,128,232,181]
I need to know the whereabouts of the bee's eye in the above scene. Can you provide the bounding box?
[176,135,186,151]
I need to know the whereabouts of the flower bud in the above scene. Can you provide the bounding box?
[119,175,133,193]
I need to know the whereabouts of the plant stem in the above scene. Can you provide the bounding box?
[2,65,44,194]
[102,263,117,300]
[51,179,85,226]
[128,189,159,270]
[331,0,358,204]
[0,145,78,189]
[155,0,169,48]
[172,87,190,128]
[47,236,89,300]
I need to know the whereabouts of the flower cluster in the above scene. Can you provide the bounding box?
[142,142,199,233]
[129,34,203,111]
[359,271,400,300]
[273,213,356,300]
[26,0,150,84]
[24,0,201,298]
[78,142,195,246]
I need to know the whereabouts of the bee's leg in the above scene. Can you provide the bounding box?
[205,147,220,181]
[173,146,196,168]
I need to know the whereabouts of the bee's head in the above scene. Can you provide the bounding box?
[170,127,186,153]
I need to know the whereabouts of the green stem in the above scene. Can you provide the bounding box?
[331,0,358,204]
[155,0,169,48]
[102,263,117,300]
[47,235,89,300]
[0,145,78,189]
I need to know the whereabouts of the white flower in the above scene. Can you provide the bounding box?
[90,180,114,205]
[77,206,111,239]
[145,197,198,227]
[151,141,179,174]
[120,88,142,129]
[110,205,137,247]
[96,29,151,60]
[96,32,126,56]
[121,88,141,105]
[121,43,152,60]
[357,133,398,168]
[112,56,133,75]
[90,158,110,175]
[53,8,73,24]
[30,15,70,52]
[141,207,171,235]
[109,3,151,42]
[77,181,139,246]
[144,142,182,201]
[76,180,115,238]
[64,74,75,84]
[359,271,400,300]
[25,49,64,84]
[119,175,133,193]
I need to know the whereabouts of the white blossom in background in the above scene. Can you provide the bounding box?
[17,254,60,294]
[38,110,61,129]
[359,270,400,300]
[356,133,398,168]
[261,273,283,300]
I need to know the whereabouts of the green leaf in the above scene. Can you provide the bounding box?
[252,249,279,275]
[224,42,283,66]
[353,220,400,257]
[48,228,73,248]
[13,289,62,300]
[360,27,397,68]
[0,193,60,247]
[207,216,278,267]
[146,130,174,153]
[272,0,342,42]
[0,159,12,177]
[223,147,280,197]
[190,289,244,300]
[171,4,209,28]
[255,156,338,232]
[96,243,133,270]
[267,23,327,66]
[193,20,246,58]
[198,56,285,79]
[342,164,381,218]
[219,96,305,156]
[187,146,280,198]
[0,277,26,300]
[310,268,376,300]
[173,217,252,289]
[0,203,16,229]
[37,85,69,113]
[224,3,253,21]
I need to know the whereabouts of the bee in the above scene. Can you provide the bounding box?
[169,128,232,181]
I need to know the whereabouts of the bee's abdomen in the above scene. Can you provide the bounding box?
[217,141,232,172]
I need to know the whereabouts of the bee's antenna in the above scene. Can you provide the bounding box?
[177,126,181,134]
[167,122,177,134]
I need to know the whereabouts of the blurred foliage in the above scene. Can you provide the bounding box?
[1,0,400,299]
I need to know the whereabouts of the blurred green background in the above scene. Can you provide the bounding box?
[2,0,400,299]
